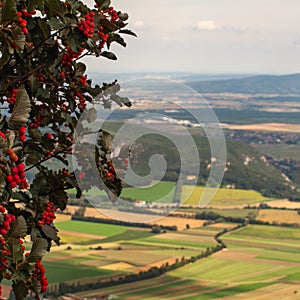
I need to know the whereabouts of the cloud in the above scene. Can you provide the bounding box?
[196,20,219,31]
[132,20,145,28]
[293,33,300,46]
[161,36,185,43]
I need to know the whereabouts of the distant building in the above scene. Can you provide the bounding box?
[134,201,147,207]
[186,175,197,181]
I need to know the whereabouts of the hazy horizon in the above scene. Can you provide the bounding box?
[84,0,300,75]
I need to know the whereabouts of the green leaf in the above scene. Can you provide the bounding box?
[28,0,45,12]
[12,192,31,203]
[10,216,27,238]
[0,171,6,197]
[11,28,26,52]
[28,128,42,142]
[50,189,68,210]
[8,88,31,125]
[1,0,17,24]
[31,277,42,298]
[37,18,50,39]
[67,30,84,52]
[95,0,111,9]
[48,17,65,30]
[41,224,60,245]
[75,62,87,77]
[118,13,129,22]
[108,33,126,49]
[26,238,48,263]
[45,0,67,19]
[10,238,24,264]
[25,151,44,166]
[30,175,49,197]
[12,281,28,300]
[100,51,117,60]
[119,29,137,37]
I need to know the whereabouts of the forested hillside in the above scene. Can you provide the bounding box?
[130,134,295,198]
[187,73,300,94]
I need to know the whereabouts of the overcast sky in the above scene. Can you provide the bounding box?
[84,0,300,74]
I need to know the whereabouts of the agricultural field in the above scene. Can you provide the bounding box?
[257,209,300,225]
[121,181,176,203]
[177,207,257,218]
[182,186,275,206]
[40,217,218,285]
[77,224,300,299]
[68,181,176,203]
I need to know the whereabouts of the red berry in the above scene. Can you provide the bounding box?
[0,229,7,235]
[18,163,25,171]
[19,135,26,143]
[6,175,13,182]
[20,20,27,27]
[22,27,29,35]
[19,127,26,134]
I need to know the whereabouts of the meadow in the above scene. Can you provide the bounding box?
[43,217,218,285]
[120,181,176,203]
[77,224,300,299]
[181,186,275,206]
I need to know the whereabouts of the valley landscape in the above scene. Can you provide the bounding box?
[59,73,300,299]
[4,73,300,300]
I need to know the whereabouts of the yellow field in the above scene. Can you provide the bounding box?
[257,209,300,225]
[182,186,274,207]
[101,262,134,271]
[266,199,300,209]
[150,217,205,230]
[223,122,300,133]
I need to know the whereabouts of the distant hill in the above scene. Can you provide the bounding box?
[130,133,296,199]
[187,73,300,94]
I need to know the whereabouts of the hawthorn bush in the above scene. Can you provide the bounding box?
[0,0,134,298]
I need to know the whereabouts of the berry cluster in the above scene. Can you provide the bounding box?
[6,163,28,189]
[62,47,84,67]
[29,115,43,129]
[97,25,109,51]
[0,131,6,142]
[78,172,85,180]
[19,238,25,251]
[7,148,18,163]
[78,11,95,38]
[32,260,48,293]
[106,161,115,179]
[0,205,16,236]
[40,202,57,226]
[80,74,87,86]
[7,89,18,105]
[19,126,26,143]
[16,11,28,35]
[0,251,9,271]
[108,7,119,22]
[46,132,53,139]
[73,90,87,110]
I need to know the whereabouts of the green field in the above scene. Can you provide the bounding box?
[56,220,129,237]
[121,181,176,203]
[44,260,116,284]
[229,225,300,240]
[182,186,275,206]
[44,219,219,285]
[74,222,300,299]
